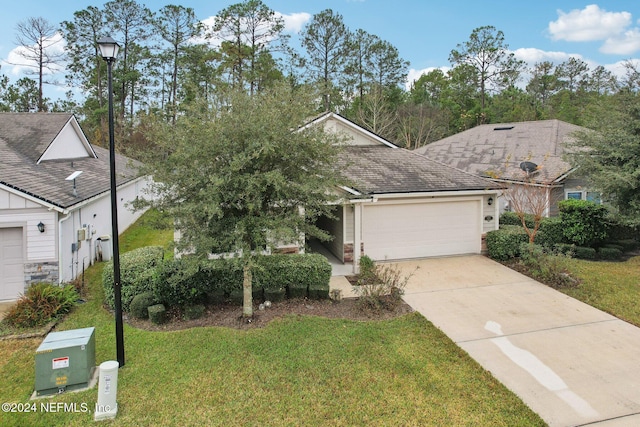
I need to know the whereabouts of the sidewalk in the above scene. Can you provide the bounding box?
[396,255,640,427]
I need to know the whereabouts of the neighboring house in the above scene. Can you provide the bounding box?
[413,119,595,216]
[0,112,150,301]
[309,113,502,269]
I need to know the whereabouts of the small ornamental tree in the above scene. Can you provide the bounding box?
[140,84,345,317]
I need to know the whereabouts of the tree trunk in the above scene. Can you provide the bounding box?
[243,262,253,317]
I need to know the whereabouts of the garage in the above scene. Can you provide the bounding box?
[362,199,481,261]
[0,227,24,301]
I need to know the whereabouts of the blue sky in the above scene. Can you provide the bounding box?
[1,0,639,99]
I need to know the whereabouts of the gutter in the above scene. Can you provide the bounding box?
[58,211,72,284]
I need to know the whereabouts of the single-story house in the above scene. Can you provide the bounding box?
[0,112,150,301]
[413,119,596,216]
[309,113,502,269]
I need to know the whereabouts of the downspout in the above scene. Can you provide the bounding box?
[58,210,72,284]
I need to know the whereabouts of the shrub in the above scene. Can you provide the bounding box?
[500,211,535,228]
[558,199,609,247]
[574,246,596,260]
[536,217,565,248]
[554,243,575,257]
[615,239,638,252]
[148,304,166,324]
[486,226,528,261]
[151,258,205,307]
[358,255,377,285]
[129,292,156,319]
[103,246,164,312]
[308,284,330,300]
[183,304,206,320]
[4,283,78,328]
[264,287,286,302]
[518,244,576,289]
[254,254,331,299]
[598,247,622,261]
[353,260,414,310]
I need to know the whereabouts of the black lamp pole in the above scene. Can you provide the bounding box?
[98,36,125,368]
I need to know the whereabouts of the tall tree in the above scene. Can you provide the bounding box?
[343,29,377,102]
[300,9,348,111]
[570,93,640,225]
[104,0,154,120]
[213,0,284,95]
[2,77,42,112]
[140,84,345,317]
[449,25,524,111]
[13,17,63,112]
[154,5,202,122]
[526,61,559,116]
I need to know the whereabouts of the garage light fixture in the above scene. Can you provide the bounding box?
[488,197,494,206]
[37,221,45,233]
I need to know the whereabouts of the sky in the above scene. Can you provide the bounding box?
[1,0,639,100]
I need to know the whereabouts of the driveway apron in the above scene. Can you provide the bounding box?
[397,255,640,427]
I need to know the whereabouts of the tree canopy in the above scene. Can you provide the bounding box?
[139,83,346,315]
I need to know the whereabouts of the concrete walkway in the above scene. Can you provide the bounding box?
[395,255,640,427]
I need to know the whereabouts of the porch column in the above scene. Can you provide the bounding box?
[353,203,362,274]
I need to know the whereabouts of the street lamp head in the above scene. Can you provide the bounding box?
[97,36,120,61]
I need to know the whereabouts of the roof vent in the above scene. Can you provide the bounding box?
[519,161,538,173]
[493,126,514,131]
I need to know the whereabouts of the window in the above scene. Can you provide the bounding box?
[565,190,602,203]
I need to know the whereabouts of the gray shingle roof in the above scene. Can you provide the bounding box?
[339,146,500,195]
[414,119,587,183]
[0,112,141,209]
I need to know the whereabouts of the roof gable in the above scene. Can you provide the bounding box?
[305,112,397,148]
[38,116,97,163]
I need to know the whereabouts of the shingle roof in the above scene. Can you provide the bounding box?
[0,112,141,209]
[339,146,501,195]
[414,119,586,183]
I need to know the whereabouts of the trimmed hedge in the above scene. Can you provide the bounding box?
[558,199,609,247]
[151,253,332,308]
[500,212,535,228]
[102,246,164,312]
[130,291,156,319]
[536,217,565,249]
[486,226,529,261]
[148,304,166,324]
[574,246,596,260]
[598,247,623,261]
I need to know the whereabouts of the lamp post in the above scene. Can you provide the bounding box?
[98,36,125,368]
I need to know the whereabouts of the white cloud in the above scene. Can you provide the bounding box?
[549,4,631,42]
[4,32,65,76]
[600,28,640,55]
[512,48,574,65]
[275,12,311,34]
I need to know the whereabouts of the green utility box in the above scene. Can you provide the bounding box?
[35,327,96,396]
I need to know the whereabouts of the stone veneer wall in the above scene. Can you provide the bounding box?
[24,262,59,288]
[343,243,365,263]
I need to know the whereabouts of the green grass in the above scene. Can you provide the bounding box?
[0,210,545,426]
[561,255,640,326]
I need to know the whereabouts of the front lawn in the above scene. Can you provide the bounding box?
[561,255,640,327]
[0,211,544,426]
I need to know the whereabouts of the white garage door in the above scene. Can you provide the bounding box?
[0,228,24,301]
[362,200,481,261]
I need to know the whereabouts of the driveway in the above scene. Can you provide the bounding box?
[397,255,640,427]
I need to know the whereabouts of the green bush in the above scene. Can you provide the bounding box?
[615,239,638,252]
[151,258,205,307]
[558,199,609,247]
[102,246,164,312]
[486,226,529,261]
[554,243,575,256]
[598,247,622,261]
[183,304,206,320]
[148,304,166,324]
[353,262,414,310]
[500,211,535,228]
[518,244,576,289]
[574,246,596,260]
[129,292,156,319]
[536,217,565,248]
[4,283,78,328]
[264,287,286,302]
[308,284,330,300]
[254,254,331,300]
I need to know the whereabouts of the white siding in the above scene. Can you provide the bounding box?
[0,207,56,261]
[39,120,93,162]
[0,188,42,209]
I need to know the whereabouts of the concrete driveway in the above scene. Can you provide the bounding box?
[397,255,640,427]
